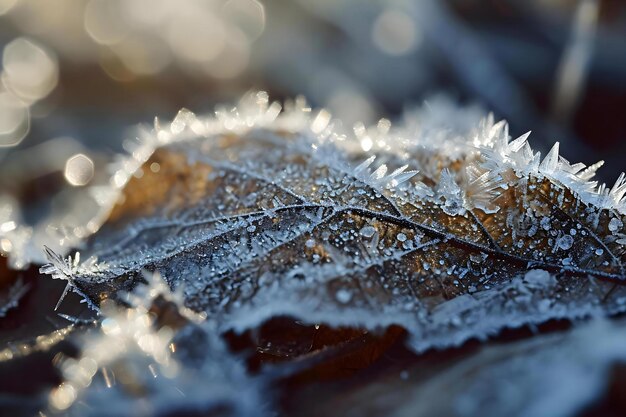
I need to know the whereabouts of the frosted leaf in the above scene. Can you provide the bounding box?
[41,92,626,354]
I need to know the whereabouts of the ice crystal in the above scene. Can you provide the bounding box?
[37,92,626,353]
[39,246,106,311]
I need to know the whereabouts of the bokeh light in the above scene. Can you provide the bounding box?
[2,37,58,102]
[371,9,421,56]
[0,90,29,147]
[64,153,95,186]
[1,0,266,80]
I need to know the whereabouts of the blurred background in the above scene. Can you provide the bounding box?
[0,0,625,260]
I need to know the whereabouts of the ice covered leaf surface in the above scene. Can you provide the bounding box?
[40,92,626,352]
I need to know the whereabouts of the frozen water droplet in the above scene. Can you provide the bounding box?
[556,235,574,250]
[335,289,353,304]
[305,238,315,248]
[360,225,376,238]
[246,225,256,233]
[609,218,622,232]
[595,248,604,256]
[397,233,407,242]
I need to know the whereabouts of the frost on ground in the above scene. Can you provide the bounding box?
[3,91,622,416]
